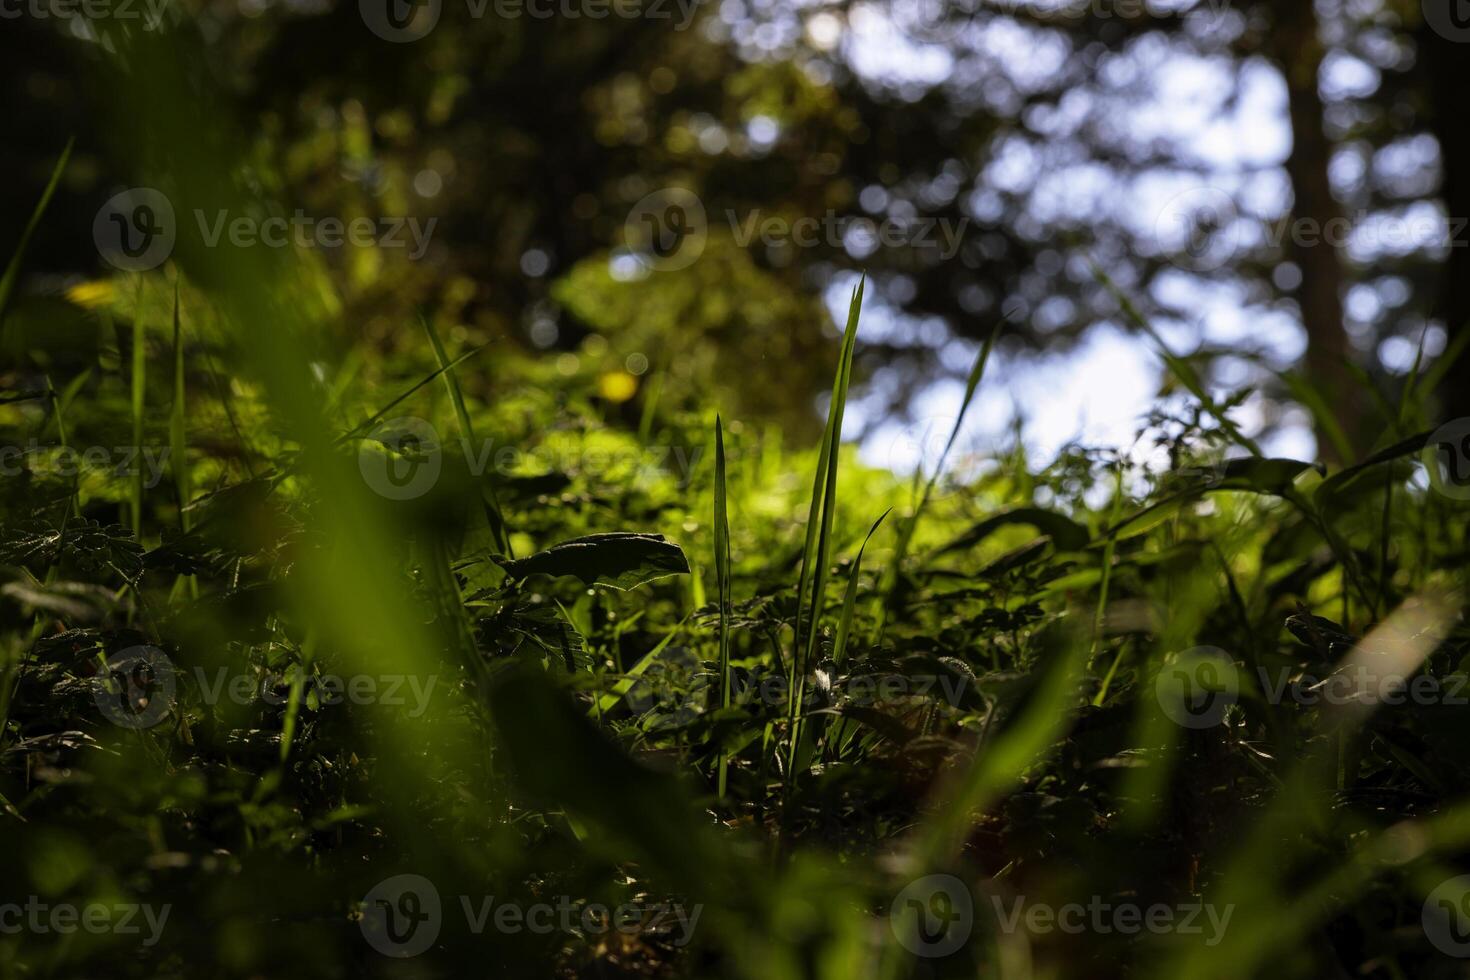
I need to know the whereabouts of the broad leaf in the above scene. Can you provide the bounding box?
[493,532,689,591]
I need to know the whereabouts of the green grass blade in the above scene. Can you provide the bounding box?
[1091,260,1263,457]
[918,621,1087,865]
[787,275,864,776]
[833,508,889,665]
[333,343,487,447]
[1418,317,1470,397]
[45,374,79,519]
[877,327,999,638]
[637,367,664,445]
[1088,462,1126,683]
[791,402,836,671]
[916,327,998,518]
[586,616,690,718]
[713,415,732,799]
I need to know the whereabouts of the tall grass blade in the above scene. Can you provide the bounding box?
[713,416,732,799]
[787,275,864,778]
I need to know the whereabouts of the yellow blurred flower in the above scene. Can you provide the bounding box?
[597,371,639,403]
[65,280,115,309]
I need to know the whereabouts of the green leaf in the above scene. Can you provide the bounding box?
[939,506,1090,555]
[1214,455,1324,491]
[493,532,690,591]
[1106,457,1322,539]
[831,705,917,746]
[1314,429,1435,505]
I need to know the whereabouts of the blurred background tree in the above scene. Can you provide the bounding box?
[2,0,1466,458]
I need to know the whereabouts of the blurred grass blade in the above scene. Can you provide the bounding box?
[422,317,512,555]
[489,662,729,898]
[1277,368,1354,465]
[130,286,147,536]
[170,280,191,531]
[919,621,1087,866]
[0,137,73,335]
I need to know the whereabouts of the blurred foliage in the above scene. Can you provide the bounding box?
[5,0,1469,442]
[2,5,1470,980]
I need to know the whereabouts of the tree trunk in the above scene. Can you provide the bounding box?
[1270,2,1360,464]
[1418,20,1470,425]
